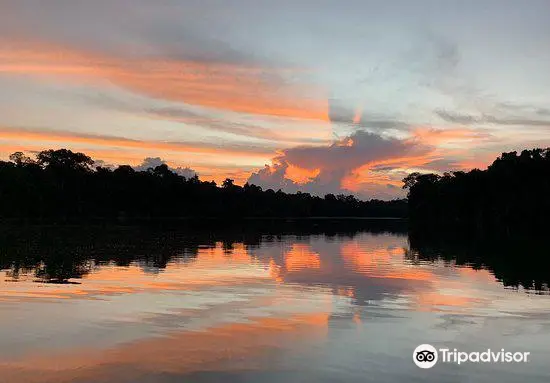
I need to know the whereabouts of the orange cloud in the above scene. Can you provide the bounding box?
[340,151,442,192]
[341,171,402,191]
[412,127,492,146]
[202,168,253,186]
[0,127,276,184]
[0,136,260,186]
[0,127,271,159]
[0,40,329,121]
[366,153,442,169]
[285,164,320,184]
[453,151,497,170]
[247,130,425,198]
[323,128,494,194]
[3,142,253,185]
[353,105,363,124]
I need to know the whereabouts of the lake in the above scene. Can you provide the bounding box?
[0,222,549,382]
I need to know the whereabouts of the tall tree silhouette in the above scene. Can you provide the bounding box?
[36,149,94,171]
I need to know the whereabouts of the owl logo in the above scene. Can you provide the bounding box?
[413,344,438,368]
[415,350,436,363]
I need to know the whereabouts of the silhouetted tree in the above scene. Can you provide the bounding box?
[9,152,35,167]
[403,148,550,234]
[0,148,407,222]
[222,178,235,188]
[36,149,94,172]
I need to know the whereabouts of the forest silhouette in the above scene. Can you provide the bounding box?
[2,147,549,229]
[0,149,406,221]
[404,148,550,234]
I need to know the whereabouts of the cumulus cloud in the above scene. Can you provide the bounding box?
[247,130,429,198]
[93,157,198,179]
[135,157,197,179]
[92,159,114,169]
[247,160,300,193]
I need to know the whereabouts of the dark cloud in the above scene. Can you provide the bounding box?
[328,99,408,132]
[149,106,326,144]
[328,98,355,125]
[436,109,550,127]
[495,102,550,116]
[148,106,281,141]
[435,110,478,124]
[280,131,414,173]
[0,1,272,68]
[536,108,550,117]
[354,119,410,132]
[408,33,464,94]
[83,92,270,140]
[414,158,464,172]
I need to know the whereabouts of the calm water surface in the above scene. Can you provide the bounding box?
[0,224,549,382]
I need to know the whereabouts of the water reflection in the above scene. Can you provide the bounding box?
[408,231,550,292]
[1,222,550,382]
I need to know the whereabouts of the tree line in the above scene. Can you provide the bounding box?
[403,148,550,234]
[0,149,407,221]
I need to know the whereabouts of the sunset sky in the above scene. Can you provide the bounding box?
[1,0,549,199]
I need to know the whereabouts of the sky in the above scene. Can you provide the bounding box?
[1,0,549,199]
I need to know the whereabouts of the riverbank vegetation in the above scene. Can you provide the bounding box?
[403,148,550,234]
[0,149,406,221]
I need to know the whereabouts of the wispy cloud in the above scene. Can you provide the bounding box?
[0,40,328,121]
[411,127,494,145]
[436,109,550,127]
[0,127,272,158]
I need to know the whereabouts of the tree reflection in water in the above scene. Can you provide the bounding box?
[0,220,548,291]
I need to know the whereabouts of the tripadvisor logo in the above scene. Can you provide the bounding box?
[413,344,438,369]
[413,344,530,369]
